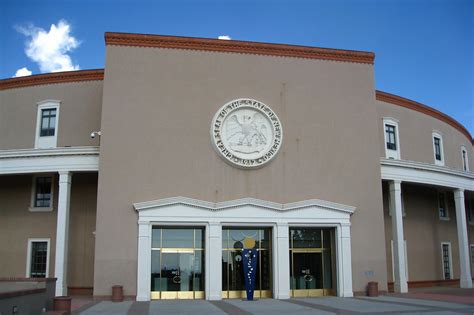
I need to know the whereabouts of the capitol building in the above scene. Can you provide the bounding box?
[0,32,472,301]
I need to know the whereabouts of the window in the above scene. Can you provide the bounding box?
[35,100,60,149]
[26,239,50,278]
[29,175,54,211]
[432,131,444,166]
[40,108,56,137]
[383,118,400,159]
[434,138,442,160]
[441,242,452,280]
[438,191,449,220]
[461,146,469,171]
[386,125,397,150]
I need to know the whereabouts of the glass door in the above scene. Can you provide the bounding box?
[289,228,335,297]
[151,227,204,300]
[222,228,272,299]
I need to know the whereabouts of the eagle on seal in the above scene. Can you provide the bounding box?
[225,112,269,153]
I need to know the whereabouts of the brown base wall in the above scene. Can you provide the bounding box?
[353,290,388,297]
[93,295,136,301]
[68,287,94,296]
[387,279,466,292]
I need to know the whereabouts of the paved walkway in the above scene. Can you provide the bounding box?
[71,291,474,315]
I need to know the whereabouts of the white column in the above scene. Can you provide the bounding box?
[54,171,72,296]
[275,223,290,299]
[454,189,473,288]
[340,224,353,297]
[389,180,408,293]
[136,221,151,301]
[207,222,222,300]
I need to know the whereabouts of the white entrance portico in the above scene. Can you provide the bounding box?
[134,196,356,301]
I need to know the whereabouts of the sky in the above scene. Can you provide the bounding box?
[1,0,473,134]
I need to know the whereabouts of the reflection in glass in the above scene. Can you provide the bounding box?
[289,227,335,296]
[222,228,272,297]
[150,227,204,299]
[162,229,194,248]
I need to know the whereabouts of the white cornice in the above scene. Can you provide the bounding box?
[134,196,356,214]
[380,158,474,191]
[0,146,99,159]
[0,146,99,174]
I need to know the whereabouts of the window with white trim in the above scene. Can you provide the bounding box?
[383,118,400,159]
[438,191,449,220]
[29,175,54,212]
[461,146,469,171]
[432,131,444,166]
[35,100,60,149]
[441,242,452,280]
[26,239,50,278]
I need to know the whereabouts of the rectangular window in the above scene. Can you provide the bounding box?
[441,243,452,280]
[462,148,468,171]
[438,192,448,219]
[40,108,56,137]
[434,137,442,161]
[385,125,397,150]
[29,241,48,278]
[34,177,52,208]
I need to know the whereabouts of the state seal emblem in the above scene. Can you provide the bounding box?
[211,98,283,168]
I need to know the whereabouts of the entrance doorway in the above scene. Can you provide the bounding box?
[222,227,272,298]
[289,228,335,297]
[150,227,204,299]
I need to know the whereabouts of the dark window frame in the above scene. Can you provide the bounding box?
[462,149,467,171]
[434,137,442,161]
[39,108,56,137]
[34,176,52,208]
[438,192,448,219]
[29,241,48,278]
[442,243,451,280]
[385,124,397,150]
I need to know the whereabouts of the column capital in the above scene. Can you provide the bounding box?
[454,189,465,198]
[58,171,72,183]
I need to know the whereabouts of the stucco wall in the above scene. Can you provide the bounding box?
[0,173,97,289]
[383,182,474,283]
[376,100,473,172]
[0,81,103,150]
[95,45,387,296]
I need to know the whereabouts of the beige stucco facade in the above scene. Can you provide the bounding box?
[0,32,472,300]
[0,173,97,291]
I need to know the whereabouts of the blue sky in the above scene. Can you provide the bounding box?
[1,0,473,134]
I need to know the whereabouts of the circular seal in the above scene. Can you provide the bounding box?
[211,99,283,168]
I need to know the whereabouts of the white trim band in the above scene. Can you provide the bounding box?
[0,147,99,174]
[380,158,474,191]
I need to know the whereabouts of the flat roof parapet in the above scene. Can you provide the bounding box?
[105,32,375,64]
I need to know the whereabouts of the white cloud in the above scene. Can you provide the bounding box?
[16,20,80,73]
[218,35,231,40]
[13,67,32,77]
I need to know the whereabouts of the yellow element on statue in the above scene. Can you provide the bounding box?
[243,237,256,249]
